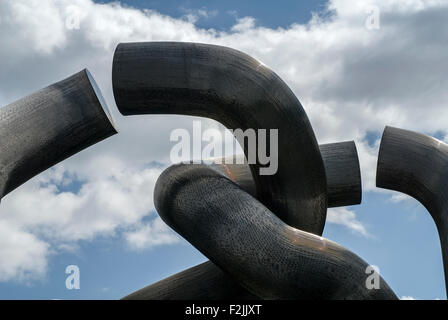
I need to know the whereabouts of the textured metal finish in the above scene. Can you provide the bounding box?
[123,141,362,300]
[210,141,361,208]
[123,261,258,300]
[0,69,118,200]
[377,126,448,295]
[152,164,397,300]
[112,41,327,234]
[320,141,362,207]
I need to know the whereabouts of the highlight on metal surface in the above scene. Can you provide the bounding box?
[377,126,448,295]
[0,69,118,201]
[112,41,327,235]
[209,141,362,208]
[152,164,397,300]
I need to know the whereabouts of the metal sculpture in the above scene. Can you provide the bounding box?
[111,41,399,300]
[122,141,362,300]
[151,164,397,300]
[4,41,435,300]
[377,126,448,295]
[0,69,117,201]
[112,41,327,235]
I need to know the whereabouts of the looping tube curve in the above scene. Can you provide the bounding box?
[377,126,448,295]
[112,41,327,234]
[152,164,397,300]
[122,141,363,300]
[0,69,118,201]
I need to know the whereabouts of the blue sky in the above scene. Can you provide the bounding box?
[107,0,328,30]
[0,0,447,300]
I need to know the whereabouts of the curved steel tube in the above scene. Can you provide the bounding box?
[0,69,118,200]
[123,141,362,300]
[377,126,448,295]
[112,41,327,234]
[152,164,397,300]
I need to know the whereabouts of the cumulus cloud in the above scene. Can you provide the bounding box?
[0,157,162,242]
[0,0,447,281]
[0,222,49,282]
[124,217,181,250]
[327,208,369,237]
[180,7,218,24]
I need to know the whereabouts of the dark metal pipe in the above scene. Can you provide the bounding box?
[122,141,362,300]
[320,141,362,207]
[377,126,448,295]
[151,164,397,300]
[0,69,118,200]
[112,41,327,234]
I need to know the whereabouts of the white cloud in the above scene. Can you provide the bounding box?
[180,7,218,24]
[231,17,256,32]
[0,221,49,282]
[0,158,163,242]
[390,193,415,203]
[327,208,369,237]
[401,296,442,300]
[0,0,447,281]
[124,217,181,250]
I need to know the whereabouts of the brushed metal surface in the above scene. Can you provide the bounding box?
[112,41,327,234]
[0,69,118,200]
[377,126,448,295]
[150,164,397,300]
[320,141,362,207]
[123,142,362,300]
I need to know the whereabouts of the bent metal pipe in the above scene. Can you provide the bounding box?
[377,126,448,296]
[122,141,362,300]
[151,164,397,300]
[112,41,327,235]
[0,69,118,201]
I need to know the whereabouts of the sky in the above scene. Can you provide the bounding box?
[0,0,447,300]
